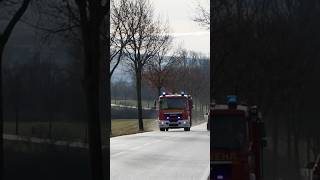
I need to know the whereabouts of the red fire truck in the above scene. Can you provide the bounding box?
[158,92,193,131]
[210,95,267,180]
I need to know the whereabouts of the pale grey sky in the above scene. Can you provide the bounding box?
[151,0,210,56]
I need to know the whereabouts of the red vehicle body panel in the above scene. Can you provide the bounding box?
[210,105,265,180]
[158,94,193,130]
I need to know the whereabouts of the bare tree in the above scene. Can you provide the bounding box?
[110,0,132,77]
[73,1,109,180]
[119,0,171,131]
[143,40,179,97]
[25,1,111,178]
[0,0,31,178]
[19,3,112,178]
[163,49,209,111]
[193,0,210,29]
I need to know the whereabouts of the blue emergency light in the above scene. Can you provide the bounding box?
[227,95,237,108]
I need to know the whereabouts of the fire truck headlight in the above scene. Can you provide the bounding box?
[183,121,186,124]
[161,121,164,125]
[177,116,181,119]
[217,175,224,179]
[166,116,170,120]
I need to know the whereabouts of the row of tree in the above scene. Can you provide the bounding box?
[111,49,210,112]
[209,0,320,179]
[1,0,33,179]
[1,0,109,179]
[110,0,173,131]
[1,0,210,179]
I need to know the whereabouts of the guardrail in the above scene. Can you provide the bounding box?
[3,134,108,149]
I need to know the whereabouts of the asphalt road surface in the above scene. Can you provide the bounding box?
[110,122,210,180]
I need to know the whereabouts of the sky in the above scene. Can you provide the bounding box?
[151,0,210,56]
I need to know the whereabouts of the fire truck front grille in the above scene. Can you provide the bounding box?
[165,114,183,122]
[211,163,232,180]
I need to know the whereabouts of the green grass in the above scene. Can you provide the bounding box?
[111,119,157,137]
[4,121,87,141]
[4,119,158,140]
[112,99,155,108]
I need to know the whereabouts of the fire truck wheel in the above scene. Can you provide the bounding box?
[160,128,165,131]
[184,127,190,131]
[166,128,169,131]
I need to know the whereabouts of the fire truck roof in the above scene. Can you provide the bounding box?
[213,104,249,111]
[159,94,191,99]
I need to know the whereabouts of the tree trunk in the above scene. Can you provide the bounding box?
[0,49,3,180]
[287,117,292,173]
[107,75,111,136]
[102,25,111,136]
[293,131,301,180]
[272,115,279,179]
[307,135,311,162]
[0,1,31,177]
[136,68,144,131]
[210,21,216,103]
[15,102,19,135]
[84,40,105,180]
[100,35,110,178]
[78,13,106,179]
[157,86,161,97]
[293,111,301,180]
[49,80,54,139]
[105,43,111,136]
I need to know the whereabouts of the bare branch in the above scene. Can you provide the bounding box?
[192,1,210,29]
[0,0,31,50]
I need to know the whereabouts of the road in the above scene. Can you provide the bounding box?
[110,122,210,180]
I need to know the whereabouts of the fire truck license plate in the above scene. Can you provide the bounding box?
[212,152,238,161]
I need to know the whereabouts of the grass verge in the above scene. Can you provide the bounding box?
[4,119,158,140]
[111,119,157,137]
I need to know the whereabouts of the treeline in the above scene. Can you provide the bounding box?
[3,50,87,124]
[212,0,320,179]
[162,51,210,112]
[111,50,210,113]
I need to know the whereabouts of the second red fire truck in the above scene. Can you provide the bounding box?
[209,95,267,180]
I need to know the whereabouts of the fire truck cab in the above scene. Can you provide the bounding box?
[210,95,267,180]
[158,92,193,131]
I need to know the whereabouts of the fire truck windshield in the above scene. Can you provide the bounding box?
[159,98,186,110]
[212,114,247,150]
